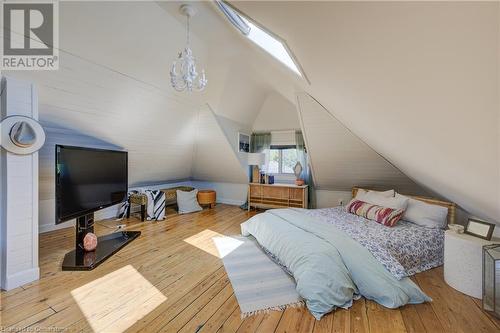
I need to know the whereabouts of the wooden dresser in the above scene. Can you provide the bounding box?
[248,183,308,210]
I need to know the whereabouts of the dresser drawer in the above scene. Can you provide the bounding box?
[248,183,308,210]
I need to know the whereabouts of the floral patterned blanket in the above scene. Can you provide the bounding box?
[301,207,444,279]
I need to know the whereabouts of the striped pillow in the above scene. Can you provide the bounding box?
[346,199,405,227]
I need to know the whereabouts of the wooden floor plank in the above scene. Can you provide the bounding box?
[349,299,369,333]
[365,300,407,333]
[141,272,230,332]
[176,283,234,333]
[254,311,284,333]
[275,307,315,333]
[1,300,53,327]
[1,205,499,333]
[416,267,498,333]
[472,297,500,330]
[5,307,56,332]
[197,294,239,333]
[128,267,228,332]
[313,311,333,333]
[2,209,236,313]
[235,313,265,333]
[399,305,427,333]
[331,308,350,333]
[217,307,244,333]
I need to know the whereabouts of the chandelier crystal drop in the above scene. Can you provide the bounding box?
[170,4,207,92]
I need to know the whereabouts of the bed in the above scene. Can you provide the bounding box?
[240,187,456,320]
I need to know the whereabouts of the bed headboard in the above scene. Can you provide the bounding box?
[351,187,457,225]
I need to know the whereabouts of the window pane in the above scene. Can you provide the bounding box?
[282,149,298,173]
[239,16,302,76]
[268,149,279,174]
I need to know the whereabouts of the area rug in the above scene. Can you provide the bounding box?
[212,235,303,318]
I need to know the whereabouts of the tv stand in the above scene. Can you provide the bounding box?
[62,213,140,271]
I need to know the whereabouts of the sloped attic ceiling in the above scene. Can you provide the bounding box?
[5,1,203,187]
[3,1,294,188]
[191,105,248,183]
[4,1,498,225]
[297,93,426,195]
[156,1,304,124]
[233,1,500,223]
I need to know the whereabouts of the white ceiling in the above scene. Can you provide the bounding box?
[5,1,266,187]
[234,1,500,222]
[191,105,248,183]
[297,93,425,195]
[3,1,498,223]
[156,1,304,123]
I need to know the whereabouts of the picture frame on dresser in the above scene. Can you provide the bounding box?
[465,218,495,241]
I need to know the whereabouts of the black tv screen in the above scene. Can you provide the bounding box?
[55,145,128,224]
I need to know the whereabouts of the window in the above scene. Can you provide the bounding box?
[216,1,304,78]
[268,146,298,174]
[239,17,302,76]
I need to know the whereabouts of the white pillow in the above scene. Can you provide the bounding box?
[395,193,448,229]
[355,189,394,200]
[360,193,408,210]
[176,189,202,214]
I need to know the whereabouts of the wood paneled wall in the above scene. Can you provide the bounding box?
[0,77,40,290]
[191,106,248,184]
[297,93,426,195]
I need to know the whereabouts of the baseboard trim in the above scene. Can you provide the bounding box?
[3,267,39,291]
[217,198,245,206]
[39,220,73,234]
[39,197,244,233]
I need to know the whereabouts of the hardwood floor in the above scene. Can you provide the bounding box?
[1,204,500,333]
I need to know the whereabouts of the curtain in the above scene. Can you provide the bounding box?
[251,132,271,171]
[251,133,271,153]
[238,132,271,210]
[295,131,307,180]
[296,131,316,208]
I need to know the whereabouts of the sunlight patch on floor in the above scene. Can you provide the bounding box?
[183,229,243,258]
[71,265,166,333]
[212,236,244,258]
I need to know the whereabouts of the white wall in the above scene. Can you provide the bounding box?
[214,112,252,169]
[1,1,263,233]
[253,92,300,132]
[4,1,495,240]
[37,103,250,233]
[315,190,352,209]
[237,1,500,223]
[207,62,269,125]
[191,181,248,206]
[251,92,302,184]
[40,179,193,234]
[38,126,123,233]
[0,77,40,290]
[2,1,299,238]
[191,105,248,184]
[0,134,4,288]
[297,93,425,194]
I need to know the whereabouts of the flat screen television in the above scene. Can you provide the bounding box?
[55,145,128,224]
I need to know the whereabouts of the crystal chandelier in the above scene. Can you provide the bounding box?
[170,4,207,92]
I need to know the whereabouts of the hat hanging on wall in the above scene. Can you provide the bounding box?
[0,116,46,155]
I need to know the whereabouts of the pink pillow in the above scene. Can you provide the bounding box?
[346,199,405,227]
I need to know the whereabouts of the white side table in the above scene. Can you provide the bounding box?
[444,230,498,298]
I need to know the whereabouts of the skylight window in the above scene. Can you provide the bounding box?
[239,16,302,76]
[216,1,303,77]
